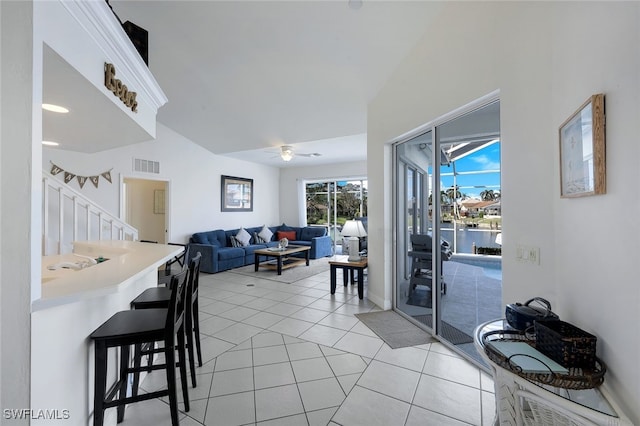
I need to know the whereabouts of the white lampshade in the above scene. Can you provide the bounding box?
[341,220,367,238]
[342,220,366,261]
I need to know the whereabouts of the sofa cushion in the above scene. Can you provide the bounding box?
[212,230,226,247]
[300,227,326,241]
[192,231,222,247]
[243,244,268,256]
[276,230,296,242]
[258,225,273,243]
[192,232,210,244]
[217,247,245,260]
[278,223,295,231]
[235,227,252,246]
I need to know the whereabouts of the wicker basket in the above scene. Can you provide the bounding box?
[482,329,606,390]
[535,320,597,369]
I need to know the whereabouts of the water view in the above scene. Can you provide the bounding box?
[440,225,501,254]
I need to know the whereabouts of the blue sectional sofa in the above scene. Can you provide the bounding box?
[189,224,332,273]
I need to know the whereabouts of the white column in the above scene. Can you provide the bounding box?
[1,0,36,416]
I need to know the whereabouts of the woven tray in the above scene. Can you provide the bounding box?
[482,329,606,390]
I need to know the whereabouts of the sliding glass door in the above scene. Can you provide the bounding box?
[394,98,501,364]
[305,179,367,254]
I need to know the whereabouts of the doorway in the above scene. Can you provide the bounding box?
[393,96,501,365]
[122,178,168,243]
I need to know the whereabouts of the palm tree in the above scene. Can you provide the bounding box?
[480,189,496,201]
[428,190,451,219]
[445,186,462,219]
[428,190,449,205]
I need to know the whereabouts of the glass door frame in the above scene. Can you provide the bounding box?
[392,90,500,345]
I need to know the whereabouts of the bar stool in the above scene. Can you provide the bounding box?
[90,270,190,426]
[158,243,189,286]
[138,241,189,286]
[131,252,202,387]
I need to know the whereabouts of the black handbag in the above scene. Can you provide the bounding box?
[505,297,559,331]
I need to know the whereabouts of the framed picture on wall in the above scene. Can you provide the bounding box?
[559,93,605,198]
[221,175,253,212]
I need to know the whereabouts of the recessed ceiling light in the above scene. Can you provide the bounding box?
[42,141,60,146]
[42,103,69,113]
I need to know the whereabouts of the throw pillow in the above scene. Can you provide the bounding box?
[258,225,273,243]
[235,227,252,246]
[229,235,242,247]
[276,230,296,242]
[254,232,267,244]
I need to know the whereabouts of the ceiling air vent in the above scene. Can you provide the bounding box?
[133,158,160,174]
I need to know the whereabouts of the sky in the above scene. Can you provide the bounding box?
[439,143,501,199]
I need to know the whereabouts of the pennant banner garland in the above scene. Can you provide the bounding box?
[50,164,63,175]
[77,176,88,188]
[101,170,112,183]
[50,162,113,189]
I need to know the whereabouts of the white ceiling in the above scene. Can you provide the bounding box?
[97,0,440,167]
[42,2,500,169]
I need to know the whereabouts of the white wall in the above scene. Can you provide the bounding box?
[1,0,34,416]
[550,2,640,419]
[279,161,367,226]
[44,123,282,243]
[368,1,639,422]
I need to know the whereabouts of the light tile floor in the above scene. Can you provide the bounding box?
[118,266,496,426]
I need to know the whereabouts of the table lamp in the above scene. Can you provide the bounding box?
[341,219,367,262]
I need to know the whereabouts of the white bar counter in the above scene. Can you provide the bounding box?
[31,241,184,426]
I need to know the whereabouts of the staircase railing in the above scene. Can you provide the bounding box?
[42,173,138,255]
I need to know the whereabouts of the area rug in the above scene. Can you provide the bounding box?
[412,314,473,345]
[355,310,436,349]
[229,258,330,284]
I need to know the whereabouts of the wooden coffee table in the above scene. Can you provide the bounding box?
[254,245,311,275]
[329,255,368,299]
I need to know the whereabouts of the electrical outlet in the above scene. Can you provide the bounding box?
[528,247,540,265]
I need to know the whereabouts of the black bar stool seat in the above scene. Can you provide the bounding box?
[91,309,167,342]
[131,287,172,309]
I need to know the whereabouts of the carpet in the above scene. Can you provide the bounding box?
[412,314,473,345]
[229,258,330,284]
[355,310,436,349]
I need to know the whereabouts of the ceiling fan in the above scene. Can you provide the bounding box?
[276,145,322,162]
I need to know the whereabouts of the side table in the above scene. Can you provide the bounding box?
[474,319,631,425]
[328,255,367,300]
